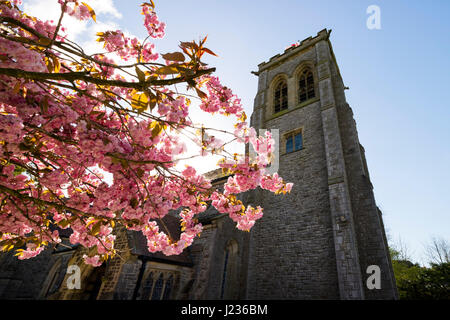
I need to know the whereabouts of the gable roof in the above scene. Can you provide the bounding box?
[126,214,194,267]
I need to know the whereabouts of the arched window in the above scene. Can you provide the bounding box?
[298,69,315,103]
[139,272,153,300]
[274,80,288,113]
[151,274,164,300]
[137,269,178,300]
[162,274,173,300]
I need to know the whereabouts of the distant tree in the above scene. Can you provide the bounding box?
[398,263,450,300]
[425,236,450,265]
[390,238,450,300]
[394,236,414,261]
[390,246,423,299]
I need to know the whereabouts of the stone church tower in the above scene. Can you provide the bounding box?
[0,29,397,300]
[245,28,397,299]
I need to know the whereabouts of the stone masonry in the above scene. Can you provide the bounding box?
[0,29,397,300]
[246,28,397,299]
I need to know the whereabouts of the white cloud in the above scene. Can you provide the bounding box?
[23,0,122,43]
[87,0,122,19]
[23,0,86,41]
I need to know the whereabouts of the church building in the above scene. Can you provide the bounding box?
[0,29,398,300]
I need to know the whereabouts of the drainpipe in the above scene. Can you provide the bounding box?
[131,256,146,300]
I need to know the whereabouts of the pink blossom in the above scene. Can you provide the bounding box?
[83,254,102,267]
[0,0,292,266]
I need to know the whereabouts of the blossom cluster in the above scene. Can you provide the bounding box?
[198,75,244,116]
[100,31,159,62]
[141,3,166,38]
[58,0,91,21]
[0,1,292,267]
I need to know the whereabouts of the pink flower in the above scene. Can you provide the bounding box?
[83,254,103,267]
[182,166,196,179]
[0,0,293,265]
[142,4,166,38]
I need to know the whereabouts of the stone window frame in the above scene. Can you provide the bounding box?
[294,62,319,106]
[282,127,304,155]
[139,268,179,300]
[268,73,289,115]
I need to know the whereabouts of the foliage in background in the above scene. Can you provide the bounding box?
[390,237,450,300]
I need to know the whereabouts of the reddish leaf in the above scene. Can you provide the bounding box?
[202,47,218,57]
[161,52,185,62]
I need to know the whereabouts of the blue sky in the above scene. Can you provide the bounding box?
[23,0,449,264]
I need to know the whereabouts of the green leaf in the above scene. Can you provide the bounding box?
[52,55,60,73]
[195,87,207,99]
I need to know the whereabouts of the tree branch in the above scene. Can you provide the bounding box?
[0,67,215,90]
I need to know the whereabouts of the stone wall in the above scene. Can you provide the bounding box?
[247,32,341,299]
[0,29,397,300]
[246,29,397,299]
[188,216,250,299]
[0,242,74,299]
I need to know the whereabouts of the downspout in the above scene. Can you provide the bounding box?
[131,256,146,300]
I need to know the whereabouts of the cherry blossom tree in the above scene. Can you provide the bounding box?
[0,0,292,266]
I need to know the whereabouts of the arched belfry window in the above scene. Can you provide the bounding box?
[298,69,315,103]
[274,80,288,113]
